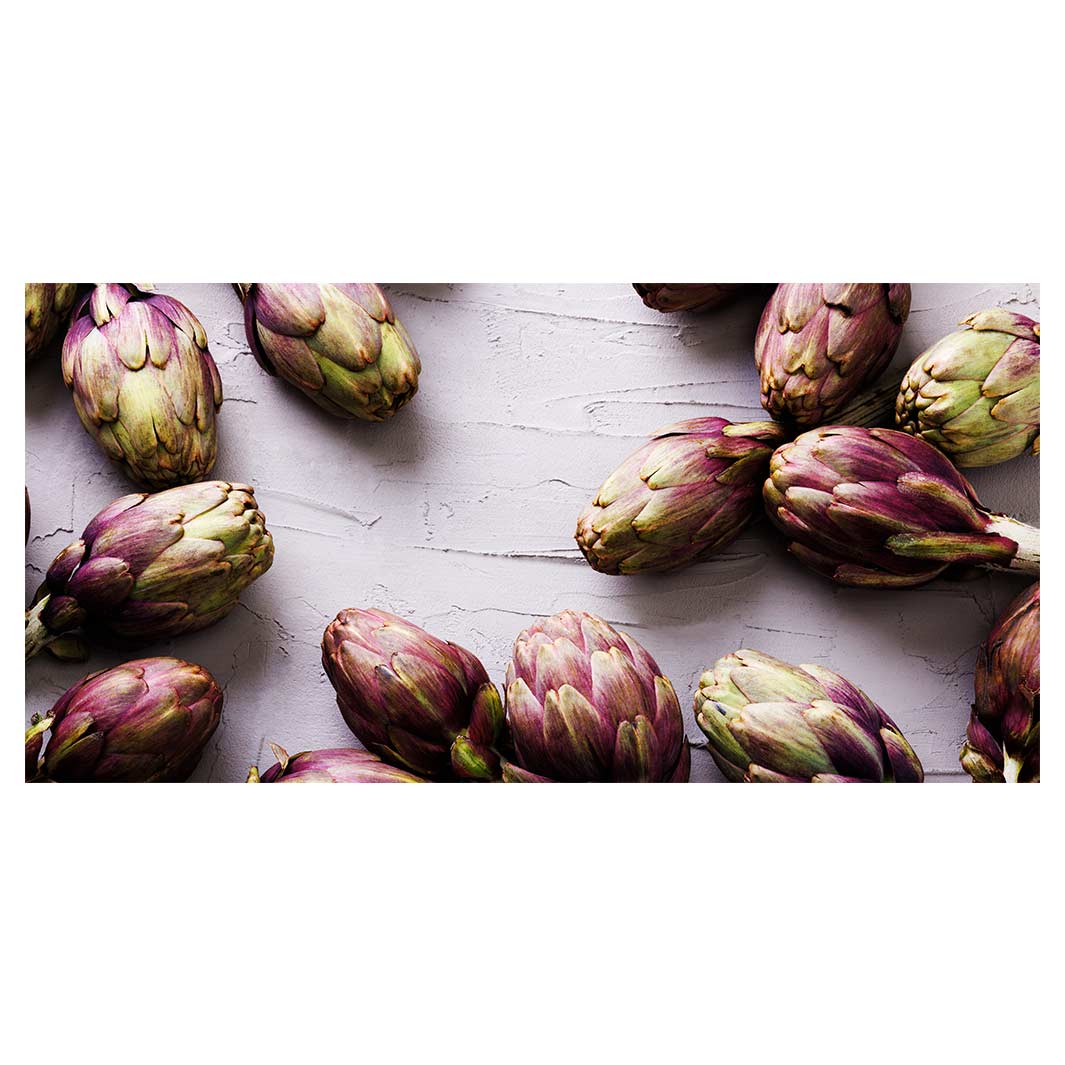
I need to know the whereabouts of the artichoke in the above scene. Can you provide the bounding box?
[26,657,222,782]
[896,309,1040,467]
[755,283,911,427]
[633,284,745,313]
[576,418,786,575]
[694,649,923,782]
[503,610,689,782]
[764,426,1039,588]
[247,744,425,783]
[238,283,420,420]
[322,608,505,781]
[961,582,1039,783]
[62,284,223,489]
[25,481,274,659]
[25,282,78,360]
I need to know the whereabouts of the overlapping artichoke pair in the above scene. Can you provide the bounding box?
[26,481,274,659]
[754,283,912,427]
[695,650,923,782]
[26,657,222,782]
[62,284,223,489]
[238,283,421,420]
[25,283,79,360]
[895,309,1039,468]
[764,426,1039,588]
[961,582,1039,783]
[320,608,689,783]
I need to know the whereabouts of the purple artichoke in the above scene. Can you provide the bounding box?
[763,426,1039,588]
[25,282,78,360]
[961,583,1039,783]
[575,417,786,574]
[633,284,745,313]
[27,657,222,782]
[694,649,923,782]
[896,309,1040,468]
[322,608,505,781]
[238,283,420,420]
[503,610,689,782]
[26,481,274,659]
[755,283,911,427]
[62,284,223,489]
[248,744,425,783]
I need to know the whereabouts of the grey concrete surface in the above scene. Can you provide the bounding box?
[25,283,1040,781]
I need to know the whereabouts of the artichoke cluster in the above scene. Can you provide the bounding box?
[25,283,1040,783]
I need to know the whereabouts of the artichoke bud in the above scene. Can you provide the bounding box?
[895,308,1040,468]
[576,417,786,576]
[322,608,506,781]
[503,610,689,782]
[33,657,223,782]
[694,649,923,783]
[26,482,274,660]
[755,283,911,427]
[242,283,421,421]
[62,284,223,489]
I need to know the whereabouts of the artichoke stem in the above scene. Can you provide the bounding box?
[25,598,57,661]
[1003,754,1023,784]
[987,517,1040,574]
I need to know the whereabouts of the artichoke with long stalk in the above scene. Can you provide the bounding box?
[26,657,222,782]
[961,582,1039,783]
[247,744,425,783]
[503,610,689,782]
[322,608,505,781]
[633,284,745,313]
[25,283,79,360]
[576,418,786,575]
[237,283,420,420]
[62,284,223,489]
[763,426,1039,588]
[896,309,1039,468]
[694,649,923,782]
[755,283,911,427]
[25,481,274,659]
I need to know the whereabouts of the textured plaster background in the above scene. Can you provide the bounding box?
[25,283,1040,782]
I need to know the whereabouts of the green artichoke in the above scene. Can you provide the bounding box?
[62,284,223,489]
[248,744,425,783]
[576,417,786,574]
[755,283,911,427]
[322,608,506,780]
[896,309,1039,467]
[694,649,923,782]
[961,582,1039,783]
[239,283,420,420]
[25,282,78,360]
[27,657,222,782]
[764,426,1040,588]
[503,610,689,782]
[633,284,745,313]
[26,481,274,659]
